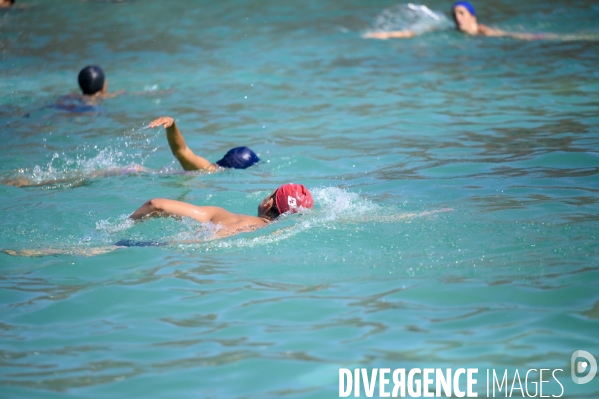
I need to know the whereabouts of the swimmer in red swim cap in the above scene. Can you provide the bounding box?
[128,183,314,239]
[3,184,315,256]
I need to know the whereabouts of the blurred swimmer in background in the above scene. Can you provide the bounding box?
[77,65,123,99]
[54,65,124,112]
[363,1,553,40]
[149,116,260,172]
[3,183,315,256]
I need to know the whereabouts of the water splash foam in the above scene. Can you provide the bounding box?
[1,125,161,187]
[369,3,452,35]
[190,187,451,252]
[95,214,135,234]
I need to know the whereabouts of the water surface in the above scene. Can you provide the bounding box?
[1,0,598,397]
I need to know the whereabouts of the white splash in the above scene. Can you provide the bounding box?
[1,125,161,188]
[198,187,451,251]
[95,214,135,234]
[369,3,452,35]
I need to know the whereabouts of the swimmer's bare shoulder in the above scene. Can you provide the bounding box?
[202,208,268,238]
[478,24,505,37]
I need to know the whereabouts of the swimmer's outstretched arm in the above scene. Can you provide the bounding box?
[149,116,218,172]
[362,30,417,40]
[478,25,557,40]
[503,32,559,40]
[129,198,225,223]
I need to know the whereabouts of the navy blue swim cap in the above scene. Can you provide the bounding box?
[453,1,476,16]
[78,65,105,95]
[215,147,260,169]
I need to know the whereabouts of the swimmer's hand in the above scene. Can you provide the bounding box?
[149,116,175,129]
[362,30,416,40]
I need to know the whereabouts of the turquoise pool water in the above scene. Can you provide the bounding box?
[1,0,598,397]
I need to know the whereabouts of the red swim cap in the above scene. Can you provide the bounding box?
[275,183,314,214]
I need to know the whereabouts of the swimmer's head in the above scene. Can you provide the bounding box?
[0,0,15,8]
[452,1,478,34]
[215,146,260,169]
[78,65,106,95]
[258,183,314,221]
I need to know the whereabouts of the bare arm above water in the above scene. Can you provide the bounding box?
[129,198,268,237]
[149,116,217,172]
[129,198,225,222]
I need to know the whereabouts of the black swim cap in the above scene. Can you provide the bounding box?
[78,65,105,95]
[215,147,260,169]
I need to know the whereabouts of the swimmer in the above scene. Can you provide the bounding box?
[0,0,14,8]
[77,65,123,99]
[363,1,551,40]
[149,116,260,172]
[450,2,550,39]
[50,66,169,115]
[2,112,256,188]
[2,183,314,256]
[129,183,313,237]
[75,66,172,99]
[53,65,124,112]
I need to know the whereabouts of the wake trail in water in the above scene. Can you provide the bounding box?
[98,187,453,251]
[189,187,453,252]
